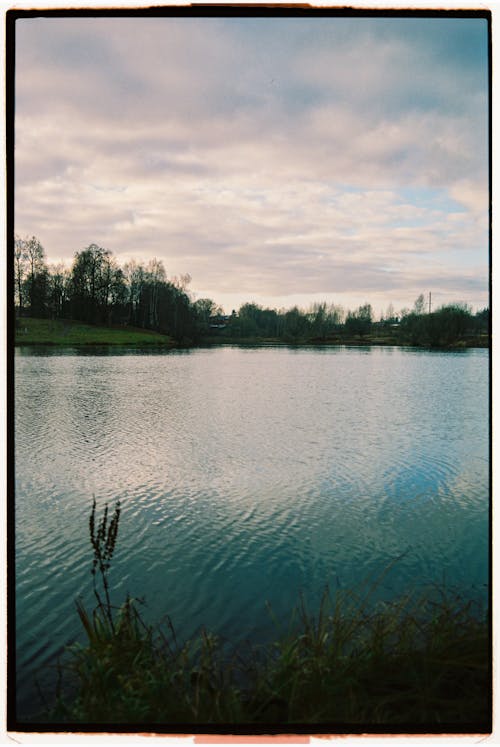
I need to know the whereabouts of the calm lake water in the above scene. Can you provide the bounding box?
[14,345,489,718]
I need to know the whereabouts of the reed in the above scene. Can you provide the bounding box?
[48,501,490,728]
[88,497,120,632]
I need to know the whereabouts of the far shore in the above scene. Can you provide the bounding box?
[198,336,489,349]
[14,317,490,349]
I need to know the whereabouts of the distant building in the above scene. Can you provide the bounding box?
[209,314,230,330]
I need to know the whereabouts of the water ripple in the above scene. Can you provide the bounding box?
[14,346,489,717]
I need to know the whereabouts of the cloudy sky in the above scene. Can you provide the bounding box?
[14,13,489,315]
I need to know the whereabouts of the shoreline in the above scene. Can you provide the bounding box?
[15,338,489,350]
[13,318,490,350]
[26,582,490,728]
[197,337,489,350]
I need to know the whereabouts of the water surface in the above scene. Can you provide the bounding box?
[14,345,489,718]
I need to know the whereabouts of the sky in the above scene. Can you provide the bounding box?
[14,13,490,316]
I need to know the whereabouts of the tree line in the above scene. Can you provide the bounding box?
[14,235,489,346]
[224,295,488,346]
[14,236,199,342]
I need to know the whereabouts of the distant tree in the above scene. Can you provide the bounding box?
[399,312,427,345]
[47,263,71,319]
[309,302,328,339]
[123,260,146,326]
[429,304,471,346]
[400,303,474,346]
[157,281,196,341]
[145,258,166,329]
[359,303,373,323]
[384,303,396,323]
[344,309,357,336]
[329,303,345,327]
[70,244,116,323]
[413,294,426,315]
[238,303,263,337]
[474,307,489,335]
[194,298,224,334]
[194,297,221,319]
[107,265,128,324]
[268,309,281,337]
[14,236,28,314]
[281,305,310,340]
[345,303,372,338]
[122,258,197,341]
[239,304,280,338]
[308,302,344,339]
[23,236,49,316]
[171,273,192,293]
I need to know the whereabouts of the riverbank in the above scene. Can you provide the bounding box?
[31,501,489,730]
[14,317,489,349]
[43,584,490,729]
[14,318,174,346]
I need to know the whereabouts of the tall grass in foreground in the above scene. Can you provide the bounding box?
[48,501,490,727]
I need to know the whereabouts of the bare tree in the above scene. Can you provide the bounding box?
[14,236,28,314]
[22,236,48,316]
[413,294,426,315]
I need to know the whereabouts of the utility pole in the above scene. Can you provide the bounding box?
[428,292,432,314]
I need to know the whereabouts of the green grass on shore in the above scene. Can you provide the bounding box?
[15,317,173,346]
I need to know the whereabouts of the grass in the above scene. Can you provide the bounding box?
[42,501,490,730]
[48,585,490,728]
[15,317,173,346]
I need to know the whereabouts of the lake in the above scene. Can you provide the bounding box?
[14,344,490,719]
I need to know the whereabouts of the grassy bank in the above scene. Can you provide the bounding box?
[42,502,490,730]
[47,583,490,729]
[15,317,173,346]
